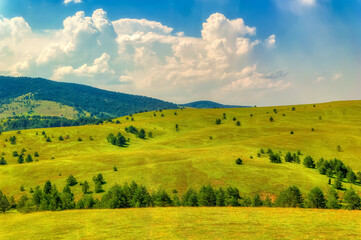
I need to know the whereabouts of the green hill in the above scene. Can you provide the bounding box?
[0,76,178,118]
[0,100,361,199]
[182,100,249,109]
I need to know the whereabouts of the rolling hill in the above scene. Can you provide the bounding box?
[1,100,361,239]
[182,100,250,109]
[0,76,178,118]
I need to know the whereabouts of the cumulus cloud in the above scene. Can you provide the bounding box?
[0,9,287,104]
[64,0,82,5]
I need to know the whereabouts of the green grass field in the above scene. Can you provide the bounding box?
[1,100,361,238]
[1,100,361,199]
[1,207,361,240]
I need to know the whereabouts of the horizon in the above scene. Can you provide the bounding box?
[0,0,360,106]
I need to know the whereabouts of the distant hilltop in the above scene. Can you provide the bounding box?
[181,100,251,109]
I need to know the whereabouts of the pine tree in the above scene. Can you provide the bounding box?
[82,181,89,194]
[0,191,10,213]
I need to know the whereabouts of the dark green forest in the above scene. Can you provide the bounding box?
[0,76,178,118]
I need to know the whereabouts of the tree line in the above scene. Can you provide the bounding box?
[1,177,361,214]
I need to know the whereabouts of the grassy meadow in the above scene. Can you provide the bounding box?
[1,100,361,199]
[1,100,361,238]
[1,207,361,240]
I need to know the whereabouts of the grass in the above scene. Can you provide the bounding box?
[1,100,361,201]
[1,207,361,239]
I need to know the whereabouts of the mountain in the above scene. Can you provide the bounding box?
[0,76,178,118]
[182,100,250,109]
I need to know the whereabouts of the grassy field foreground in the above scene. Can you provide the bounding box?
[1,207,361,240]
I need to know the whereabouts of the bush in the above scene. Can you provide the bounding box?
[235,158,243,165]
[269,153,281,163]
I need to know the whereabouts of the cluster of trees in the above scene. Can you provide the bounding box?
[259,148,361,188]
[107,133,127,147]
[2,180,361,214]
[2,116,108,131]
[125,126,146,139]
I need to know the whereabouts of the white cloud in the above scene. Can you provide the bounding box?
[64,0,82,5]
[315,72,342,83]
[265,34,276,48]
[274,0,317,14]
[0,10,286,104]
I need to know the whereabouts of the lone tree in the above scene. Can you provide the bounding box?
[236,121,241,126]
[235,158,243,165]
[66,175,78,186]
[175,124,179,131]
[215,119,221,125]
[269,117,274,122]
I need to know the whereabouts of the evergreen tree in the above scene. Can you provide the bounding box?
[236,121,241,126]
[235,158,243,165]
[95,181,103,193]
[275,185,303,208]
[357,171,361,184]
[58,135,64,141]
[34,152,39,157]
[326,188,340,209]
[152,188,172,207]
[252,194,263,207]
[215,188,226,206]
[215,119,221,125]
[138,129,146,139]
[307,187,326,208]
[346,170,357,184]
[82,181,89,194]
[43,181,52,194]
[343,188,361,210]
[66,175,78,186]
[101,184,128,208]
[0,191,10,213]
[61,185,75,210]
[225,187,240,206]
[333,177,343,190]
[17,154,24,164]
[0,157,7,165]
[303,156,316,168]
[263,195,273,207]
[198,185,216,207]
[131,185,152,207]
[285,152,293,162]
[26,154,33,163]
[182,189,198,207]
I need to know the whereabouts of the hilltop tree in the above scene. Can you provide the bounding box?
[306,187,326,209]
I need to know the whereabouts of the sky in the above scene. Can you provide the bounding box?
[0,0,360,106]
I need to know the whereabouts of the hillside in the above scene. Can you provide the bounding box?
[0,93,85,119]
[1,100,361,200]
[0,76,178,118]
[182,100,249,109]
[1,208,361,240]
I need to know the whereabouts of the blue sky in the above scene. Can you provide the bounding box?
[0,0,360,105]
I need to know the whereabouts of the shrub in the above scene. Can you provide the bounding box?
[235,158,243,165]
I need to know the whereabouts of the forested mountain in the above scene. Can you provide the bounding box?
[182,101,250,109]
[0,76,178,118]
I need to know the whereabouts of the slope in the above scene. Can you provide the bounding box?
[0,76,178,118]
[0,100,361,200]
